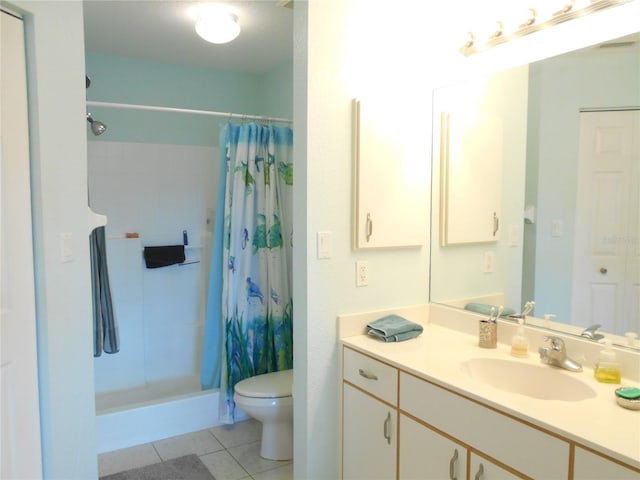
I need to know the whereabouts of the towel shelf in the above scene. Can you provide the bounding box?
[140,245,202,251]
[178,261,200,266]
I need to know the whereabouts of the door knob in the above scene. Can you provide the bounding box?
[600,267,607,274]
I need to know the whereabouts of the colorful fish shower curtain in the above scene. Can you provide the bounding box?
[213,122,293,423]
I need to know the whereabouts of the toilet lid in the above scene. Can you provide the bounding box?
[234,369,293,398]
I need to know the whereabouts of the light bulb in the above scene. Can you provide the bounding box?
[195,12,240,44]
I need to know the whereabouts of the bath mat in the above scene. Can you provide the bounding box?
[100,454,216,480]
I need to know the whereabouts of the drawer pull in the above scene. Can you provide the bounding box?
[474,463,484,480]
[358,368,378,380]
[383,412,392,444]
[449,449,458,480]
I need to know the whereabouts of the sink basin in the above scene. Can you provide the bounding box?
[460,358,597,401]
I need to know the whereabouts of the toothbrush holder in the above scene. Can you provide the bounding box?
[479,320,497,348]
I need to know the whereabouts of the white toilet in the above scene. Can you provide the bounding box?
[233,369,293,461]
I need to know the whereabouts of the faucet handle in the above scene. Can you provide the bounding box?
[543,335,565,351]
[581,324,604,340]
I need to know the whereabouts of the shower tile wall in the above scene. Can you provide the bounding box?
[89,141,217,394]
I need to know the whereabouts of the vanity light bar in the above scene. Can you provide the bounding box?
[461,0,632,56]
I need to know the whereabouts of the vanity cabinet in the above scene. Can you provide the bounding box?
[342,346,639,479]
[342,348,398,480]
[399,414,467,479]
[400,371,569,479]
[573,447,640,480]
[399,413,521,480]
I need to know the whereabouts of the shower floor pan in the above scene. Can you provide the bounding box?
[96,375,204,413]
[95,375,225,453]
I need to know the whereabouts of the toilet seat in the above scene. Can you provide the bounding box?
[234,369,293,398]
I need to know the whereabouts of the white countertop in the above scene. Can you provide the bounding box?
[342,323,640,468]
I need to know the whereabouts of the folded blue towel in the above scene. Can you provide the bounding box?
[464,303,516,318]
[367,314,423,342]
[370,329,423,343]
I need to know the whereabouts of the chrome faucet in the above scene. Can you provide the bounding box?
[581,324,604,341]
[538,336,582,372]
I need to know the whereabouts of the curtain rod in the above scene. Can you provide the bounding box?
[86,100,292,124]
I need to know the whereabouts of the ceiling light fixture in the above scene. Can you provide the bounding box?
[461,0,631,55]
[195,10,240,44]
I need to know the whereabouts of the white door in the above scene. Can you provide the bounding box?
[1,9,43,479]
[572,110,639,335]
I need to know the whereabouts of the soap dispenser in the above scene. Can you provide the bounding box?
[594,339,621,384]
[510,318,529,357]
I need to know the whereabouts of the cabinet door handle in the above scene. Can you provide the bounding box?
[449,449,459,480]
[493,212,499,236]
[474,463,484,480]
[383,412,392,445]
[366,213,373,242]
[358,368,378,380]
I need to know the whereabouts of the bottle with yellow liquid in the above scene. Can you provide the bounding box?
[594,339,621,384]
[510,318,529,357]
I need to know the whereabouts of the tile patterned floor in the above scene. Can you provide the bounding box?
[98,419,293,480]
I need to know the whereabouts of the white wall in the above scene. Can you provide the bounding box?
[11,0,98,478]
[294,1,453,478]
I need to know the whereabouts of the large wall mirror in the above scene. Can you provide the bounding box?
[431,31,639,349]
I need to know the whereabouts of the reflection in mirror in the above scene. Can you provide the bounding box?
[430,33,640,348]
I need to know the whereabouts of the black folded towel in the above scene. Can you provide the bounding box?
[143,245,185,268]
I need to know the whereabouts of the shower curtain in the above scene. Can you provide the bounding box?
[201,122,294,423]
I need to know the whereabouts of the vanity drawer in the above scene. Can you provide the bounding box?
[343,347,398,406]
[400,372,570,479]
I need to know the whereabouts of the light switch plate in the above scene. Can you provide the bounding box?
[60,232,73,262]
[551,220,563,237]
[317,231,332,259]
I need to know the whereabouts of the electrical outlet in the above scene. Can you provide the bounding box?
[356,261,369,286]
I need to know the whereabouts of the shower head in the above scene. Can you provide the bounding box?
[86,113,107,136]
